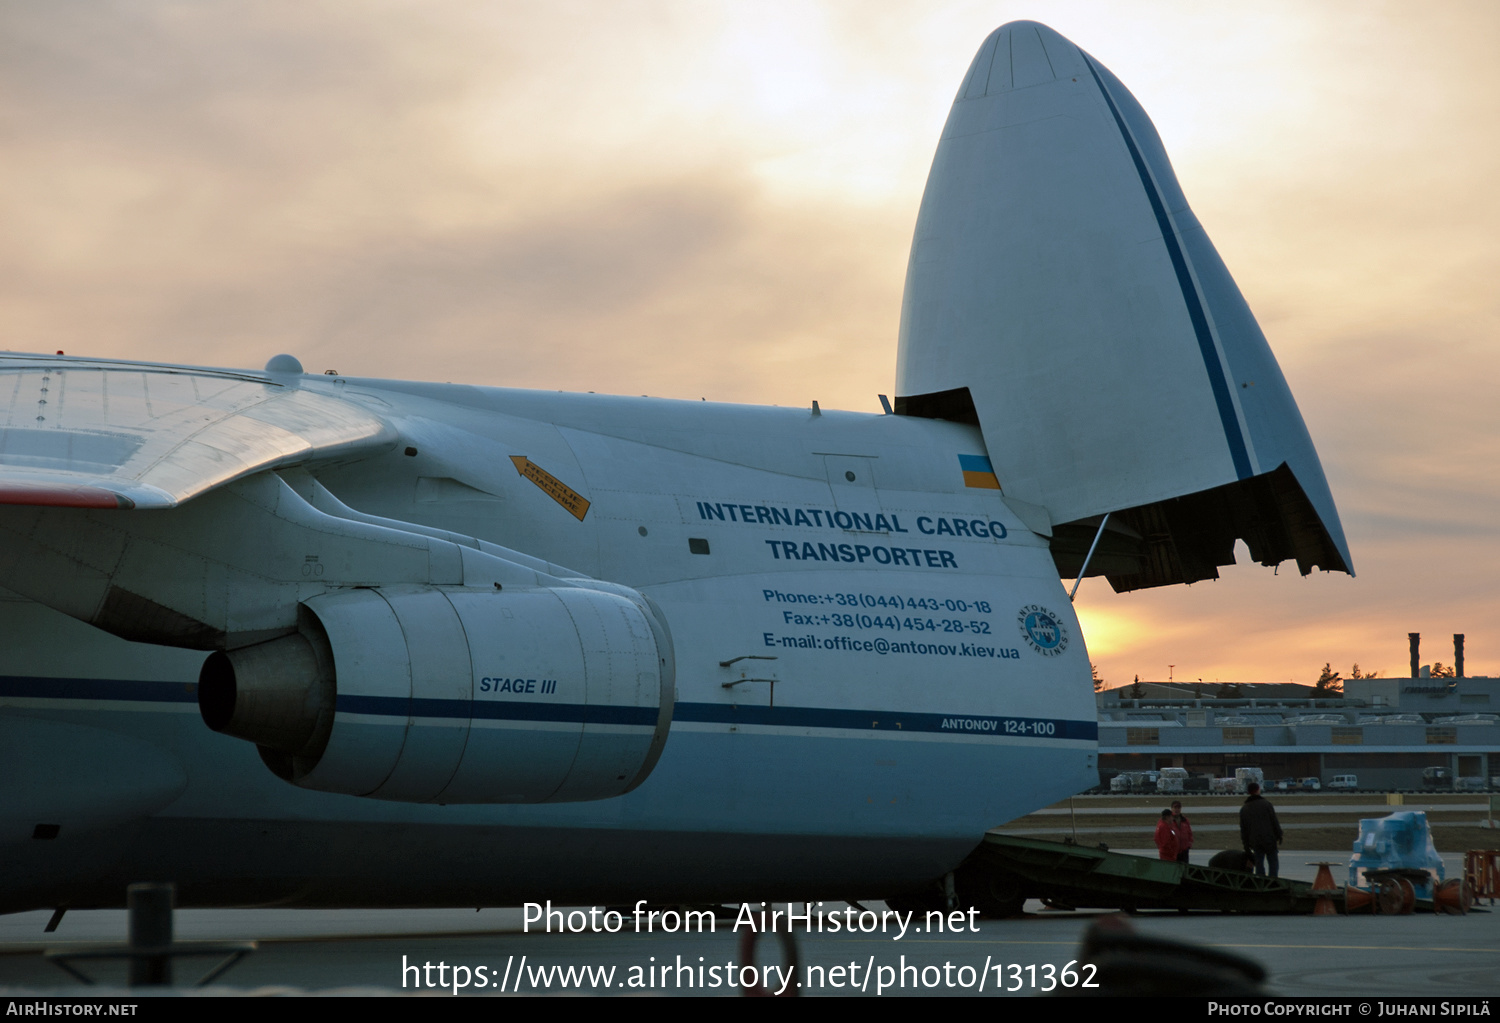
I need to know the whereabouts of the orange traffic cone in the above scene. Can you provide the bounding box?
[1307,862,1340,916]
[1434,877,1472,915]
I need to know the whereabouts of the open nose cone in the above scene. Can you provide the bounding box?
[959,20,1090,99]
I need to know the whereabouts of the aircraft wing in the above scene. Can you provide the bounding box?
[0,354,396,510]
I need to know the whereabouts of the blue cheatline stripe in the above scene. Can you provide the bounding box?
[1082,55,1253,481]
[675,703,1097,740]
[0,675,197,702]
[957,453,995,474]
[0,676,1097,740]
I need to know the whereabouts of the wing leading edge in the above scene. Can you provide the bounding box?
[0,354,396,510]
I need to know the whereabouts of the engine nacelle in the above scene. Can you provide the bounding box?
[199,584,674,803]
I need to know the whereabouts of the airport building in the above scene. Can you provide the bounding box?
[1096,637,1499,791]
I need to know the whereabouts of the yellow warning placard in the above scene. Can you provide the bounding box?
[510,455,590,521]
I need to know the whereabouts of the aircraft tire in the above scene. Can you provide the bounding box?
[954,864,1027,918]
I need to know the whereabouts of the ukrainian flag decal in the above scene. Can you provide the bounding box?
[958,454,1001,490]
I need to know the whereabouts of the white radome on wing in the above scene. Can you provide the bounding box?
[264,354,305,374]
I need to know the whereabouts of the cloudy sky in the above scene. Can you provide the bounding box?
[3,1,1497,684]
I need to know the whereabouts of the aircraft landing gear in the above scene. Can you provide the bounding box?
[884,864,1029,919]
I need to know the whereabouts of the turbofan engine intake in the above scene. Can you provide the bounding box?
[198,584,674,803]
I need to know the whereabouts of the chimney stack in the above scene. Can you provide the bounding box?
[1409,633,1420,679]
[1455,634,1465,678]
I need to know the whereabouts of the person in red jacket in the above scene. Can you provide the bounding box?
[1171,800,1194,864]
[1154,808,1179,861]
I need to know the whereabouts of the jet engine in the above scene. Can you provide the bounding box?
[199,584,674,803]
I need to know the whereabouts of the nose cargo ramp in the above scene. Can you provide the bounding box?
[895,21,1351,591]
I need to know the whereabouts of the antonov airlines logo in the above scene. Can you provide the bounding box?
[1018,604,1068,656]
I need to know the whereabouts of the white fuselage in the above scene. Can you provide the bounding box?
[0,378,1098,911]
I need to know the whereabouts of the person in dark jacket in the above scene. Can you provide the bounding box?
[1207,849,1254,872]
[1239,782,1283,877]
[1171,800,1193,864]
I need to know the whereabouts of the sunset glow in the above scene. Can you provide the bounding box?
[3,1,1496,683]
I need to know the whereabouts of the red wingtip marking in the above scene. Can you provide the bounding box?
[0,483,133,509]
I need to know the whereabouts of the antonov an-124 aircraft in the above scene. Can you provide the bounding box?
[0,22,1349,916]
